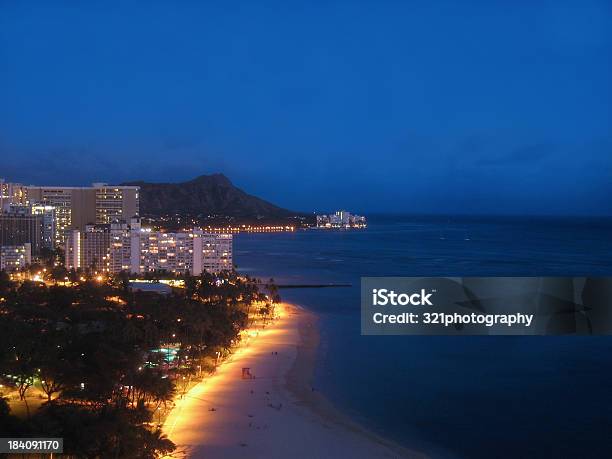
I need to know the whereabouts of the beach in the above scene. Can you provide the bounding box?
[163,303,423,459]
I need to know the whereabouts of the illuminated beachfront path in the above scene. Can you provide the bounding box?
[163,303,421,459]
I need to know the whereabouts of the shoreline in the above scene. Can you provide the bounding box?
[284,304,426,459]
[163,302,425,458]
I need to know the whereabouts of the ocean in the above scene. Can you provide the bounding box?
[234,215,612,459]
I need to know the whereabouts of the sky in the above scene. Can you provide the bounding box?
[1,1,611,215]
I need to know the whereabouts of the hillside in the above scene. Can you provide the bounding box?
[122,174,295,219]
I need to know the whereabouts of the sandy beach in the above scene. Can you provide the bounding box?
[163,303,424,459]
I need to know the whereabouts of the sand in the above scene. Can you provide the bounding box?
[163,303,425,459]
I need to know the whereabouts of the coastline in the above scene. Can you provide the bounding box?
[284,304,425,459]
[163,302,425,458]
[285,304,427,459]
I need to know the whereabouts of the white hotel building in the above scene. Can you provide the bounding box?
[66,219,232,275]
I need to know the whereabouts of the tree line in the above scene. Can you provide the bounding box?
[0,268,276,458]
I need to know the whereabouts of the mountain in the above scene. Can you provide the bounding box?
[121,174,295,219]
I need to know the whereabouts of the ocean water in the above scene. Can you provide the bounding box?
[234,215,612,459]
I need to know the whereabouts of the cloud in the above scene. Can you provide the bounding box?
[0,142,235,186]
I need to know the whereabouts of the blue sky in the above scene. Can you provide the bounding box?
[1,1,611,215]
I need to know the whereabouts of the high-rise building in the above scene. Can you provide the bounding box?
[0,244,32,271]
[1,204,54,252]
[198,233,233,273]
[0,213,43,255]
[31,205,56,249]
[139,230,193,274]
[66,219,233,275]
[109,219,141,274]
[24,183,139,245]
[27,187,83,245]
[65,230,80,271]
[94,184,139,225]
[1,179,139,251]
[65,225,112,272]
[0,179,29,208]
